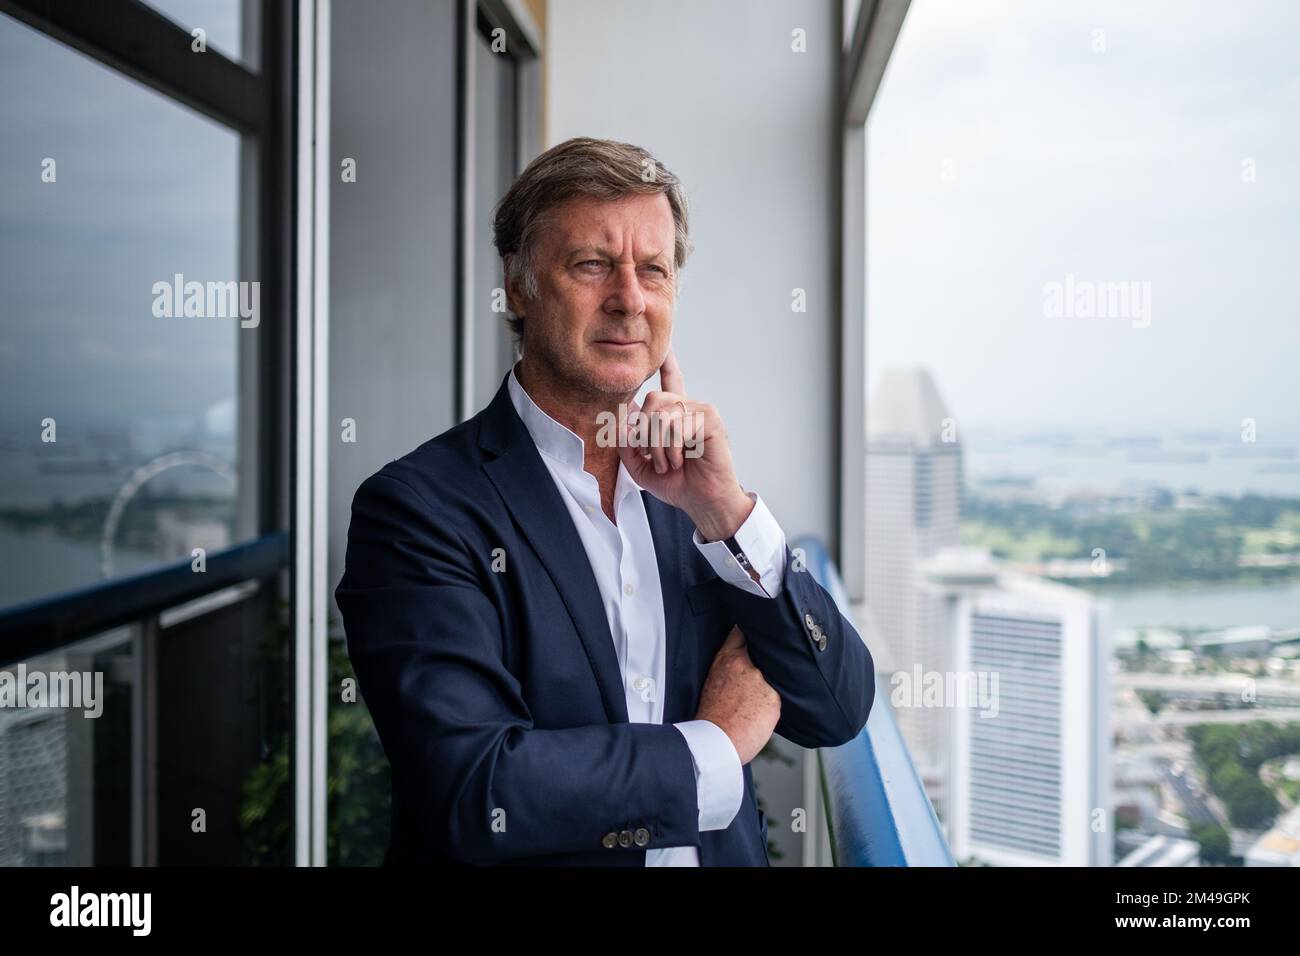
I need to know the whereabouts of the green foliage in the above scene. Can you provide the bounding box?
[1135,690,1165,715]
[240,730,290,865]
[1187,721,1300,830]
[238,606,391,866]
[325,643,391,866]
[1190,821,1232,865]
[961,494,1300,588]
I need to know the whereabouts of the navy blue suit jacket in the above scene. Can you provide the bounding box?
[335,370,875,866]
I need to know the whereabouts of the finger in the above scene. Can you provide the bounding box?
[665,409,684,471]
[680,403,705,460]
[634,401,671,473]
[659,346,686,397]
[618,419,652,481]
[616,398,641,451]
[648,427,670,474]
[722,625,745,649]
[639,392,687,471]
[630,405,650,456]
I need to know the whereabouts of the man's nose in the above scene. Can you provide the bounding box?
[604,263,646,316]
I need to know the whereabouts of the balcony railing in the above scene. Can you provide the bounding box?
[0,532,289,661]
[0,532,291,866]
[793,535,955,867]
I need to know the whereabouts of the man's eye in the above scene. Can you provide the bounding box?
[578,260,605,269]
[643,265,667,275]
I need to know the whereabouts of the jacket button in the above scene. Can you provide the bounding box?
[602,831,618,848]
[618,829,633,848]
[817,634,828,652]
[633,827,650,847]
[803,612,816,632]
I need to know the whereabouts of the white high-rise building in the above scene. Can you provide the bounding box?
[922,549,1113,867]
[865,368,962,802]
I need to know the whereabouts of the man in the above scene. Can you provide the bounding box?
[335,136,874,866]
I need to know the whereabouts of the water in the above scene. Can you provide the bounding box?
[1102,580,1300,632]
[0,529,155,610]
[965,432,1300,498]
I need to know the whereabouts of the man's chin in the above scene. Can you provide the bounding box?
[583,359,651,396]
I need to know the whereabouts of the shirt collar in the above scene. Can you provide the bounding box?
[506,362,645,495]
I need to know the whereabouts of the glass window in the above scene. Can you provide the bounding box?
[471,17,520,412]
[0,14,250,610]
[867,0,1300,867]
[140,0,260,69]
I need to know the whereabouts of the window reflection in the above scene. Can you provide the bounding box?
[0,15,248,610]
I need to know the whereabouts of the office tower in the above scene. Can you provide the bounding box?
[1117,834,1200,867]
[923,549,1113,866]
[0,706,68,866]
[865,368,962,803]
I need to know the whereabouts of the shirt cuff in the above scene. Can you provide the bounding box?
[692,491,787,598]
[673,719,744,832]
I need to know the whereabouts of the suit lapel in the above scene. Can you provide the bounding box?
[478,373,629,725]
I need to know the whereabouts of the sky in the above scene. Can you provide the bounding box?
[0,9,241,429]
[866,0,1300,438]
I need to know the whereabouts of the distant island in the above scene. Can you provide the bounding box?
[962,491,1300,590]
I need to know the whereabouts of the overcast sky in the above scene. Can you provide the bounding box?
[867,0,1299,438]
[0,11,240,429]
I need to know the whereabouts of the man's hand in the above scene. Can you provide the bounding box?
[694,626,781,765]
[616,347,754,542]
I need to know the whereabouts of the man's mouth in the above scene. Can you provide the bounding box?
[593,339,641,349]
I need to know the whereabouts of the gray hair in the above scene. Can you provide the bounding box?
[491,136,692,343]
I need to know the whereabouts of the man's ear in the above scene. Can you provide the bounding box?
[502,258,528,318]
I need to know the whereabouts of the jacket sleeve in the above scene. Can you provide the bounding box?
[334,471,701,864]
[717,543,876,749]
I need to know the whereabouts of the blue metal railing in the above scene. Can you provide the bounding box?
[0,531,290,664]
[793,535,955,867]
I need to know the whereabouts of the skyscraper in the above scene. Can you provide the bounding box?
[923,549,1113,867]
[865,368,962,802]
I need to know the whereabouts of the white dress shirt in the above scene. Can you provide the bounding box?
[507,365,788,865]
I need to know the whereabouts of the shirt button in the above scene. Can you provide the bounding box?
[624,583,635,596]
[633,827,651,847]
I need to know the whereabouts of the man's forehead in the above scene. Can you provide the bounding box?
[550,194,674,246]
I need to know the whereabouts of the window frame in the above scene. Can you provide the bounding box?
[0,0,296,866]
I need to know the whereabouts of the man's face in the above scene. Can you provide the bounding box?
[512,192,677,399]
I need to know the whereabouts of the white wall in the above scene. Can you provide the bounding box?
[328,0,461,623]
[547,0,842,548]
